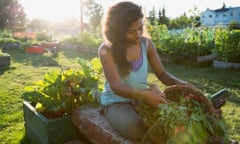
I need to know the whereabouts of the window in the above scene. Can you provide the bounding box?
[209,15,212,18]
[231,12,233,16]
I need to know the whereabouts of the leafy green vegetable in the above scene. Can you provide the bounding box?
[137,92,230,144]
[0,48,10,56]
[22,57,103,118]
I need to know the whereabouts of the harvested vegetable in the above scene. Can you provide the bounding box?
[136,85,229,144]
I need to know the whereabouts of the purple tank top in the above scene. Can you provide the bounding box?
[131,52,143,71]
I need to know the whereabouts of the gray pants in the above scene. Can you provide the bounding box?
[104,102,148,141]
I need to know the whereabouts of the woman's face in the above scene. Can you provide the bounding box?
[125,18,144,45]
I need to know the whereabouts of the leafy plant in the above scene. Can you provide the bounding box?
[147,24,215,63]
[157,99,228,144]
[36,32,52,42]
[137,87,229,144]
[0,37,21,45]
[0,48,10,56]
[215,29,240,63]
[22,57,102,118]
[0,29,13,38]
[61,36,82,46]
[79,32,102,48]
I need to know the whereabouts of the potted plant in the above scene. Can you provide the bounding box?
[22,57,102,144]
[0,48,10,67]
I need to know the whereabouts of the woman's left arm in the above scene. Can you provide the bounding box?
[146,38,191,86]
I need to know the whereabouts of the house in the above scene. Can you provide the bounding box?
[200,3,240,27]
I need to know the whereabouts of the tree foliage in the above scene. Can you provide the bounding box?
[148,7,156,25]
[83,0,103,32]
[158,7,169,26]
[27,19,50,32]
[0,0,26,30]
[169,14,191,29]
[147,6,196,30]
[227,21,240,30]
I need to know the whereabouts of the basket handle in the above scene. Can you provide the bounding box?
[163,85,215,116]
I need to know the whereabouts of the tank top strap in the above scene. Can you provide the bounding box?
[140,37,147,54]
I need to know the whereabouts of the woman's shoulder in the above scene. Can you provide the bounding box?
[99,41,112,49]
[98,42,112,56]
[141,36,149,41]
[141,37,152,48]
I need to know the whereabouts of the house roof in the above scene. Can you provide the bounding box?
[214,7,230,12]
[206,6,240,13]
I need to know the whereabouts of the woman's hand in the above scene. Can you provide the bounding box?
[143,87,168,108]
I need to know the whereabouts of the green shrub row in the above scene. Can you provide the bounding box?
[0,30,53,50]
[61,32,102,48]
[215,29,240,63]
[1,26,239,63]
[148,24,239,63]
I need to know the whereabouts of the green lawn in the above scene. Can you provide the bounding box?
[0,48,239,143]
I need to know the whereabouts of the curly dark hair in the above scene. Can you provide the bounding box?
[101,1,143,77]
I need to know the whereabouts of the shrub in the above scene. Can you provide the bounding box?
[0,48,10,56]
[79,32,102,48]
[61,36,82,46]
[148,25,214,62]
[0,29,13,38]
[36,32,52,42]
[0,38,21,45]
[215,29,240,63]
[227,21,240,31]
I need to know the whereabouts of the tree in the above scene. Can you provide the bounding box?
[148,7,156,25]
[27,19,50,32]
[158,7,169,27]
[0,0,11,28]
[83,0,103,32]
[188,6,201,29]
[158,9,162,24]
[227,21,240,30]
[0,0,26,30]
[169,14,191,29]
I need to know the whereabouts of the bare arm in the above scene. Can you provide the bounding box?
[98,43,167,107]
[146,38,189,86]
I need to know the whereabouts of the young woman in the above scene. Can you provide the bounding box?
[98,1,193,141]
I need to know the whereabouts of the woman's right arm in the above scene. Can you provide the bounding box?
[98,43,167,107]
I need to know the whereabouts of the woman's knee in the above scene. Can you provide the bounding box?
[123,119,147,140]
[104,103,147,140]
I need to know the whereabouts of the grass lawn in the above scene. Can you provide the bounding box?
[0,48,239,143]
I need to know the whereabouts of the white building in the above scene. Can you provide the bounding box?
[200,4,240,27]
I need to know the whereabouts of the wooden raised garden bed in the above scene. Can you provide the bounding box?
[160,54,216,64]
[0,55,10,67]
[213,60,240,69]
[197,54,216,63]
[23,101,82,144]
[1,43,21,50]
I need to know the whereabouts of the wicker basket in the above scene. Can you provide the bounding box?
[163,85,215,115]
[140,85,218,144]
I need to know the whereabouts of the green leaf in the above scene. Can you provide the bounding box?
[190,113,203,121]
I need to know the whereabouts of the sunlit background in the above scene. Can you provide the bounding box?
[20,0,240,21]
[1,1,240,143]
